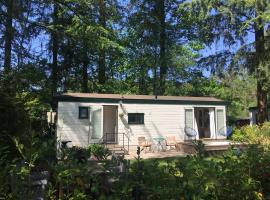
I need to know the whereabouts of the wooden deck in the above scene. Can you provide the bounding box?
[180,140,247,155]
[124,140,247,159]
[125,150,187,160]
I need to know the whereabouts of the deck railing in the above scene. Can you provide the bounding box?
[103,132,130,154]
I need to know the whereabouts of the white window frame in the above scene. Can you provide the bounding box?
[215,107,226,139]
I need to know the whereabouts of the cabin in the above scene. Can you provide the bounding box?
[55,93,227,151]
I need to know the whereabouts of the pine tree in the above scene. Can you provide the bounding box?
[178,0,270,123]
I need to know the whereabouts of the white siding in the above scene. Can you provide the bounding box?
[57,101,226,147]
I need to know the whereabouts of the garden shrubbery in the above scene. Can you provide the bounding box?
[232,122,270,147]
[111,144,270,200]
[87,144,111,160]
[3,120,270,199]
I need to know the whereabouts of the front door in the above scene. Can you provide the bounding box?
[103,106,118,143]
[195,108,210,138]
[89,105,103,143]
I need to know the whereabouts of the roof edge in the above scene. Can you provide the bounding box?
[54,93,226,105]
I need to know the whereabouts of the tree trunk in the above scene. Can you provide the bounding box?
[82,51,89,92]
[3,0,14,73]
[98,0,106,85]
[158,0,166,95]
[255,1,267,124]
[62,39,73,92]
[153,51,158,96]
[139,66,147,95]
[51,2,59,97]
[153,65,157,96]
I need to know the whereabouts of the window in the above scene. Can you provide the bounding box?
[79,107,89,119]
[128,113,144,124]
[216,109,225,131]
[185,109,193,128]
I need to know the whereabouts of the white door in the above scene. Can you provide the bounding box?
[89,105,103,143]
[209,108,216,138]
[103,106,118,143]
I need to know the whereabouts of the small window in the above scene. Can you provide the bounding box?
[128,113,144,124]
[79,107,89,119]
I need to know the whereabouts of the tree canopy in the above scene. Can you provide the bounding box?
[1,0,269,125]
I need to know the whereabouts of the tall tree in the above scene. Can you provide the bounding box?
[82,44,89,92]
[53,0,123,93]
[51,1,59,97]
[158,0,167,94]
[127,0,159,94]
[255,0,268,123]
[98,0,106,85]
[127,0,200,95]
[1,0,45,93]
[178,0,270,123]
[3,0,14,74]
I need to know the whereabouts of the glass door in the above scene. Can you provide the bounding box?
[89,105,103,143]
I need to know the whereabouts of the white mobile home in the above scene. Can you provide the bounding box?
[56,93,227,150]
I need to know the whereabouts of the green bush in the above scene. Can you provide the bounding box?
[232,122,270,147]
[87,144,111,160]
[66,146,90,163]
[111,145,270,199]
[53,158,111,199]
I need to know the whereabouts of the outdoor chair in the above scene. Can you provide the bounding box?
[138,137,152,153]
[165,136,177,150]
[184,127,198,141]
[217,126,233,139]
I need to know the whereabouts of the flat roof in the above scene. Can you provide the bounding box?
[55,93,226,105]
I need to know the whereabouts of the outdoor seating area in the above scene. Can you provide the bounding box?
[137,136,178,153]
[130,138,246,159]
[135,126,234,155]
[129,125,243,159]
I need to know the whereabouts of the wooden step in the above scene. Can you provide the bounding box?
[106,144,129,155]
[106,144,121,148]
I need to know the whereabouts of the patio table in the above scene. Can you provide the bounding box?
[152,137,166,152]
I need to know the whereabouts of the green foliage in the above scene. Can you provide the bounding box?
[1,133,44,199]
[1,0,270,198]
[111,145,270,199]
[18,92,49,121]
[87,144,111,160]
[0,146,14,199]
[165,73,256,120]
[53,154,111,199]
[213,73,256,119]
[232,122,270,147]
[193,140,206,158]
[66,146,90,163]
[0,90,30,159]
[178,0,270,122]
[3,125,270,199]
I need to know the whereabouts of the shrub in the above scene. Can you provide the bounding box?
[66,146,89,163]
[193,140,206,158]
[232,122,270,147]
[87,144,111,160]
